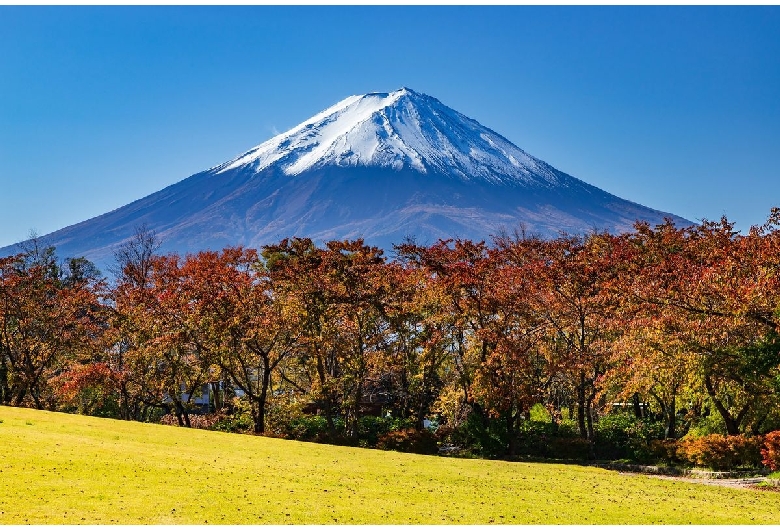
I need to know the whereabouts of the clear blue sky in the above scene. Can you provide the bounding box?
[2,5,779,249]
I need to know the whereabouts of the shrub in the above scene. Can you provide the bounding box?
[761,430,780,471]
[512,420,586,459]
[284,415,345,442]
[528,403,552,422]
[594,413,664,462]
[677,434,763,470]
[686,413,728,437]
[545,437,593,460]
[208,397,253,433]
[210,411,253,433]
[357,415,414,447]
[553,419,580,438]
[160,413,222,430]
[377,428,439,455]
[649,439,683,465]
[448,411,509,458]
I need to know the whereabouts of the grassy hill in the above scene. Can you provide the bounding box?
[0,405,778,524]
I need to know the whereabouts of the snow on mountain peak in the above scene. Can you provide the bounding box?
[214,88,565,187]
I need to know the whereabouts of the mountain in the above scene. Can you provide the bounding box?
[1,87,689,270]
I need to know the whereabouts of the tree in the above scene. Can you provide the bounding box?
[263,238,342,436]
[604,306,700,439]
[397,238,550,456]
[381,249,451,431]
[530,232,628,441]
[111,223,162,288]
[623,215,780,434]
[112,249,214,426]
[472,241,549,456]
[180,247,299,434]
[264,238,393,440]
[395,240,494,441]
[0,246,107,409]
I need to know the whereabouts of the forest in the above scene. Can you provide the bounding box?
[2,211,780,469]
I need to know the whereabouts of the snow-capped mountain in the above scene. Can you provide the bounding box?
[216,88,565,187]
[1,87,689,270]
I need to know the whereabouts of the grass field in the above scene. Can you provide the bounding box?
[1,406,778,524]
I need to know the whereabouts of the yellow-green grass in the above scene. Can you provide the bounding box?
[1,406,778,524]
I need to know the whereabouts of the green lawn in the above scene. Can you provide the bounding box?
[1,405,778,524]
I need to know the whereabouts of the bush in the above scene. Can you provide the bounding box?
[686,413,728,437]
[209,397,253,433]
[513,420,557,457]
[677,434,763,470]
[377,428,439,455]
[284,414,345,442]
[512,420,586,459]
[210,411,253,433]
[761,430,780,471]
[160,413,222,430]
[446,411,509,458]
[357,415,414,447]
[554,418,580,438]
[594,413,664,462]
[545,437,593,460]
[649,439,683,465]
[528,403,552,422]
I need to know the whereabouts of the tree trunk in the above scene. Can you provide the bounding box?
[251,401,264,435]
[632,393,643,419]
[14,387,27,407]
[0,356,8,405]
[210,382,223,413]
[315,352,337,436]
[253,358,272,435]
[119,382,130,421]
[506,410,517,458]
[585,394,595,441]
[173,404,185,427]
[666,394,677,439]
[704,374,745,435]
[414,366,426,431]
[576,371,587,438]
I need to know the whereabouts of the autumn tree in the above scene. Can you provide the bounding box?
[178,247,300,434]
[0,245,107,410]
[604,302,700,439]
[107,225,164,421]
[527,232,629,442]
[473,241,550,456]
[261,238,340,436]
[395,240,495,439]
[622,215,780,435]
[269,238,393,439]
[380,248,452,431]
[112,249,214,426]
[396,238,550,456]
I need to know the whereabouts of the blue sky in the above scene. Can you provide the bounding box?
[1,5,779,249]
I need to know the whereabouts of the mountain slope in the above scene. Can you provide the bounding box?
[1,88,689,269]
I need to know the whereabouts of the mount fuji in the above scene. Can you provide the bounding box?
[2,87,688,269]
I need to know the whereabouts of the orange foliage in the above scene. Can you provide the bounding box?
[761,430,780,471]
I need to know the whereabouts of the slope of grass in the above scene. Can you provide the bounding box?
[0,405,778,524]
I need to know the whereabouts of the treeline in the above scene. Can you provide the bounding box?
[2,212,780,461]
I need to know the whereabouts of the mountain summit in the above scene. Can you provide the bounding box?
[2,88,689,268]
[215,87,566,188]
